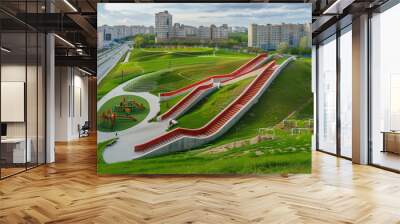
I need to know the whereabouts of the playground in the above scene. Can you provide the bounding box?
[97,95,149,132]
[96,44,312,174]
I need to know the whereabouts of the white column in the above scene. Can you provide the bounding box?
[312,45,317,151]
[46,32,55,163]
[352,14,369,164]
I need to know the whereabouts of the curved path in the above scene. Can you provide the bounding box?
[97,74,170,163]
[98,55,269,163]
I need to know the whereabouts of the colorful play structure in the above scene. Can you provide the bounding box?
[100,96,145,130]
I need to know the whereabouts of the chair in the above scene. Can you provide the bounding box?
[79,121,90,138]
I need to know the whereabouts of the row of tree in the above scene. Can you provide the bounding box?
[132,34,311,56]
[277,36,311,55]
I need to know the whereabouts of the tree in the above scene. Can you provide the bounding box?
[134,35,144,48]
[299,36,311,55]
[277,42,289,54]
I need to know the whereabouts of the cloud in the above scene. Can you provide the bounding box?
[98,3,311,27]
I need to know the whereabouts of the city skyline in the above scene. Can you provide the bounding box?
[98,3,311,27]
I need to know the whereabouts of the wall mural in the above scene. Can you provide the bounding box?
[97,3,313,174]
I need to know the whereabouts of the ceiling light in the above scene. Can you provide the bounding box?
[323,0,355,15]
[54,34,75,48]
[78,67,92,76]
[63,0,78,12]
[1,47,11,53]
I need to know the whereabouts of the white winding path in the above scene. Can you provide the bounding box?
[97,75,170,163]
[98,56,266,164]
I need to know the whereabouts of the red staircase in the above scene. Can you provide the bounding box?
[159,53,267,98]
[135,61,277,153]
[159,83,214,120]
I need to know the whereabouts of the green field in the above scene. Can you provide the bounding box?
[97,131,311,174]
[97,57,312,174]
[97,95,150,132]
[97,47,255,100]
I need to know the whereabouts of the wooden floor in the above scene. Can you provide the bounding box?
[0,135,400,224]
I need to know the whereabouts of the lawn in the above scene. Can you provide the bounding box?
[97,95,150,132]
[172,76,255,129]
[96,56,312,174]
[97,130,311,174]
[159,93,188,115]
[123,56,252,95]
[97,47,255,100]
[209,57,312,145]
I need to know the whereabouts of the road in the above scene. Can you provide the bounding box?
[97,43,130,84]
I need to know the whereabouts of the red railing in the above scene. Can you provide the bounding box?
[159,53,267,97]
[160,83,214,120]
[135,61,276,152]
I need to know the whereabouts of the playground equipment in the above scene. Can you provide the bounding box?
[101,109,137,130]
[113,96,144,113]
[100,96,145,130]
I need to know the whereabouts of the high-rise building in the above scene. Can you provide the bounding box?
[209,24,229,41]
[183,25,198,36]
[155,10,172,42]
[198,26,211,40]
[248,23,310,50]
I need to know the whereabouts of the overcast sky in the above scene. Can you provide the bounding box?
[98,3,311,27]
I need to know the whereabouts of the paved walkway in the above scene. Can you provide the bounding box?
[98,59,267,164]
[97,75,170,163]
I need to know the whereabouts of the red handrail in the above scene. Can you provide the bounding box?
[135,61,276,152]
[160,83,214,120]
[159,53,267,97]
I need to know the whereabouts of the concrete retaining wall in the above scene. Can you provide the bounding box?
[164,85,218,120]
[140,57,295,158]
[159,90,190,102]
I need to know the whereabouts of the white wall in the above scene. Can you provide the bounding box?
[55,67,89,141]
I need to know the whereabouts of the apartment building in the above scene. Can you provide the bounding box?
[198,25,211,40]
[155,11,229,42]
[155,10,173,42]
[98,25,154,48]
[248,23,310,50]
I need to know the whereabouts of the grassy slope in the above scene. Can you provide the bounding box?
[211,57,312,145]
[97,48,254,100]
[97,95,150,132]
[159,93,188,115]
[173,77,254,129]
[97,131,311,174]
[123,56,251,95]
[97,57,312,175]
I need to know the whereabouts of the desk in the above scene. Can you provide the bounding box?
[1,138,31,164]
[382,131,400,154]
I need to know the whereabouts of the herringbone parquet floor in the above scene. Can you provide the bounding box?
[0,135,399,224]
